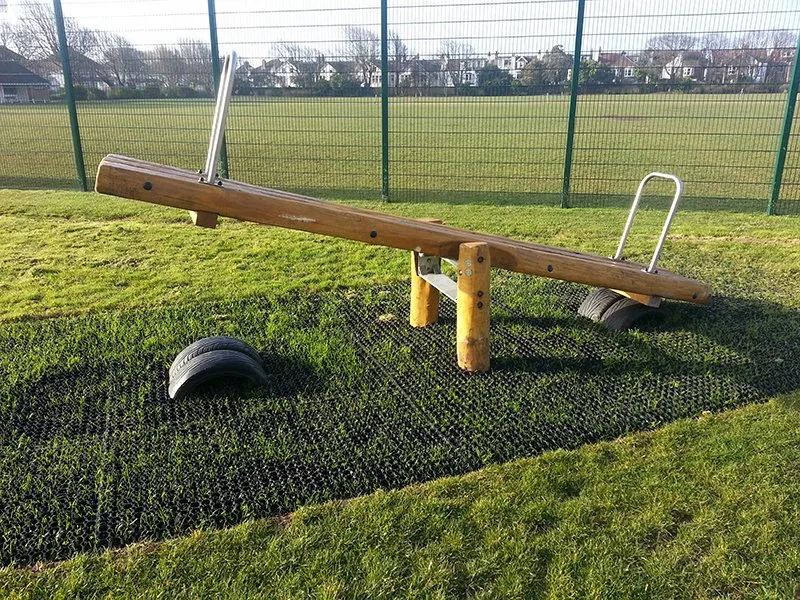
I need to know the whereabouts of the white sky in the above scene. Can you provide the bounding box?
[2,0,799,61]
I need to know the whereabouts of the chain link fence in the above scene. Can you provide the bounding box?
[0,0,799,214]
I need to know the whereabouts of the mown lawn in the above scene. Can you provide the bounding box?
[2,94,799,211]
[0,188,798,598]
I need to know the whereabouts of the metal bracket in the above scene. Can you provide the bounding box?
[199,51,237,186]
[614,172,683,274]
[415,253,457,301]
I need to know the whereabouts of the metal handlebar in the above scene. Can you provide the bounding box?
[613,172,683,274]
[202,51,237,185]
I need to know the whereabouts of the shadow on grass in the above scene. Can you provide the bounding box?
[292,186,771,212]
[490,291,800,402]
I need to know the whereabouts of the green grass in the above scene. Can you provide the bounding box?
[0,189,799,597]
[1,189,798,321]
[1,400,799,599]
[2,95,799,211]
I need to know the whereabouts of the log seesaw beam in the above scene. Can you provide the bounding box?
[95,153,711,306]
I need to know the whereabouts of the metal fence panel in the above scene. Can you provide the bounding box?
[570,0,800,211]
[779,101,800,214]
[215,0,382,199]
[58,0,216,187]
[0,0,76,189]
[386,0,573,205]
[1,0,800,214]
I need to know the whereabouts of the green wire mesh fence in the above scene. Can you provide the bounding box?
[0,0,799,213]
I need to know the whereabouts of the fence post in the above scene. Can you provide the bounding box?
[560,0,586,209]
[380,0,390,201]
[207,0,229,179]
[53,0,87,191]
[768,32,800,216]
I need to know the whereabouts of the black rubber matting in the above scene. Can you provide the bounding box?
[0,276,797,565]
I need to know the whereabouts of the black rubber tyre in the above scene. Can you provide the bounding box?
[169,336,263,381]
[168,349,269,400]
[600,298,661,331]
[577,288,624,321]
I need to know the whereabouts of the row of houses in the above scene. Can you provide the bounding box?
[238,47,798,91]
[1,44,797,103]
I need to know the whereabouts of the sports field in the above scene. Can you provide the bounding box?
[2,94,799,211]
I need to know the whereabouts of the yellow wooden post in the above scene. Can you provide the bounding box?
[410,218,442,327]
[457,242,490,372]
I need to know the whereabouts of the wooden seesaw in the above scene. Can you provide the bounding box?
[95,53,711,379]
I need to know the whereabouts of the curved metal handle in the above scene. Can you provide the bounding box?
[613,172,683,273]
[202,51,238,185]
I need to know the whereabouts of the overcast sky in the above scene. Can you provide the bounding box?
[2,0,799,61]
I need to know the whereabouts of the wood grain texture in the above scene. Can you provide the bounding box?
[189,210,218,229]
[410,252,441,328]
[457,242,490,372]
[95,154,712,305]
[410,219,443,328]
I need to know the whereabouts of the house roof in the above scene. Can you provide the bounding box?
[323,61,354,72]
[598,52,636,67]
[0,46,27,63]
[0,60,50,87]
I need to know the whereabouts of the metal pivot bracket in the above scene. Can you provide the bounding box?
[614,172,684,274]
[200,51,237,187]
[415,252,457,301]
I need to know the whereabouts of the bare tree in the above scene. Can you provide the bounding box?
[13,0,96,61]
[389,30,409,90]
[273,42,322,88]
[700,33,731,62]
[737,30,796,53]
[274,42,319,62]
[642,34,697,79]
[341,26,379,86]
[96,31,147,87]
[144,45,183,88]
[0,21,15,50]
[439,39,474,88]
[178,38,213,90]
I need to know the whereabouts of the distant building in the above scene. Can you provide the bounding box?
[661,52,709,81]
[32,50,112,90]
[597,51,637,81]
[0,46,50,103]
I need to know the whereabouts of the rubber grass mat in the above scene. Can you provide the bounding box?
[0,276,798,565]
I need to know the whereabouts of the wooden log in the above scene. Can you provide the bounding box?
[190,210,219,229]
[410,219,442,328]
[95,154,712,305]
[457,242,490,372]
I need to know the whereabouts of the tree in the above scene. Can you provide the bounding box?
[329,72,362,96]
[274,42,322,88]
[520,57,546,86]
[477,64,512,95]
[178,38,213,91]
[389,30,410,91]
[144,45,183,88]
[341,26,379,86]
[540,45,571,85]
[96,31,147,87]
[439,39,474,88]
[12,0,97,61]
[579,59,614,85]
[643,34,697,80]
[0,22,15,50]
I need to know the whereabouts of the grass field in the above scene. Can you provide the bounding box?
[0,188,799,597]
[2,94,800,212]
